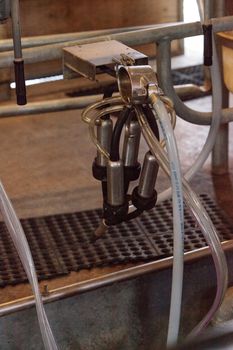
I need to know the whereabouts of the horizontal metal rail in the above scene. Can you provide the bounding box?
[1,16,233,69]
[0,95,102,117]
[0,21,204,68]
[0,240,233,317]
[0,93,232,121]
[0,23,161,52]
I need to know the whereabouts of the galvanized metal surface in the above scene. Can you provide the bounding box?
[0,95,102,118]
[1,16,233,68]
[0,24,160,52]
[212,124,229,174]
[156,39,233,125]
[0,21,200,67]
[63,40,148,80]
[1,251,233,350]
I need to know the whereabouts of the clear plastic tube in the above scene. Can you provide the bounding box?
[0,182,58,350]
[158,28,222,203]
[81,96,123,124]
[150,97,184,347]
[135,106,228,340]
[84,102,176,162]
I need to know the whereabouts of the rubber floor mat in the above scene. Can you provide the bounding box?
[0,194,232,287]
[171,65,204,86]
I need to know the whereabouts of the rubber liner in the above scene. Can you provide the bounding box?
[0,194,232,287]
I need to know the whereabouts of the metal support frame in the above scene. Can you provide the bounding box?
[212,36,229,175]
[210,1,228,174]
[1,16,233,172]
[0,5,232,347]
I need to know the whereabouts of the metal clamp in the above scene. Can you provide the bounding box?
[117,65,161,104]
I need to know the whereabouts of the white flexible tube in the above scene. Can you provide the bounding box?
[149,97,184,347]
[0,182,58,350]
[158,26,222,203]
[81,96,123,124]
[136,107,228,340]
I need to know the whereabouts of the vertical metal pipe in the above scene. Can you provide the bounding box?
[196,0,205,22]
[10,0,22,58]
[212,21,228,175]
[204,0,213,20]
[196,0,228,174]
[212,124,229,174]
[10,0,26,105]
[196,0,213,21]
[214,0,225,18]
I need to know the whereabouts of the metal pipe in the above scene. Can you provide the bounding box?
[197,0,224,22]
[196,0,205,22]
[0,23,164,52]
[0,240,233,318]
[10,0,22,59]
[0,95,102,118]
[1,90,233,123]
[212,124,229,174]
[10,0,27,105]
[174,84,210,100]
[156,39,233,125]
[0,21,204,68]
[204,0,213,20]
[214,0,225,18]
[211,16,233,32]
[1,15,233,69]
[211,35,229,175]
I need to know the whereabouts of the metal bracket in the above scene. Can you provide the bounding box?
[63,40,148,81]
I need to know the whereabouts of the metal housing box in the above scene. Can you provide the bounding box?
[63,40,148,80]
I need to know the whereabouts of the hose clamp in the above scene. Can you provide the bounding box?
[117,65,161,104]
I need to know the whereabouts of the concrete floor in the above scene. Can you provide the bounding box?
[0,88,232,304]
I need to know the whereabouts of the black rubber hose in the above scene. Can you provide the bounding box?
[110,106,131,161]
[100,86,115,197]
[100,86,115,120]
[103,85,115,99]
[125,208,143,222]
[142,105,160,140]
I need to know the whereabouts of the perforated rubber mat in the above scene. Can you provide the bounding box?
[0,194,232,287]
[171,65,204,86]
